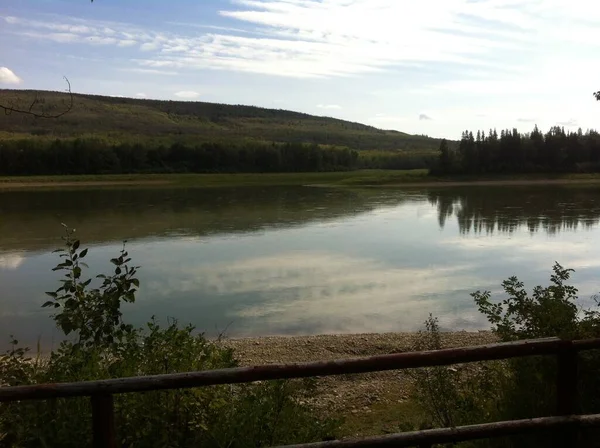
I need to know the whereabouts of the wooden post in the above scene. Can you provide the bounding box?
[556,342,579,447]
[91,394,117,448]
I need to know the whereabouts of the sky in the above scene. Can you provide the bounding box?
[1,0,600,139]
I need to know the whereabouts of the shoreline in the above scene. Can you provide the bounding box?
[222,331,498,438]
[2,171,600,189]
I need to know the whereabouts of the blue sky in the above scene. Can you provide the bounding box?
[1,0,599,138]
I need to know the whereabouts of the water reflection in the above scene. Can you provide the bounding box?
[0,186,417,252]
[141,250,486,336]
[1,184,600,350]
[428,186,600,235]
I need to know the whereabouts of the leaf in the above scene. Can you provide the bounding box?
[79,248,88,259]
[132,278,140,288]
[42,301,55,308]
[110,258,120,265]
[73,240,80,251]
[45,291,58,298]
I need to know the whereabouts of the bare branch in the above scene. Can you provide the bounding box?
[0,77,73,119]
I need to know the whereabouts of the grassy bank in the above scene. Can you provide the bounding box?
[0,170,427,189]
[4,170,600,189]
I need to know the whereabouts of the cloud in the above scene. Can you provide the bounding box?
[121,68,178,76]
[0,1,555,80]
[0,67,22,84]
[117,39,137,47]
[5,0,600,90]
[517,117,536,123]
[557,118,578,127]
[419,113,432,121]
[316,104,341,110]
[140,42,160,51]
[174,90,200,99]
[0,253,25,270]
[135,93,147,98]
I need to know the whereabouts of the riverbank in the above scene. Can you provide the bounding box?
[3,170,600,190]
[223,331,497,438]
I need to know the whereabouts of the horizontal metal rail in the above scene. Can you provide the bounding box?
[0,337,566,402]
[272,414,600,448]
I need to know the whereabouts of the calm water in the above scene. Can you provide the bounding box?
[2,184,600,349]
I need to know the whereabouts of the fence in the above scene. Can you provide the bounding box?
[1,336,600,447]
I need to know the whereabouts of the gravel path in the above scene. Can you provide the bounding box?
[223,331,497,414]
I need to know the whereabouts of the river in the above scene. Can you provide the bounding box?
[1,184,600,349]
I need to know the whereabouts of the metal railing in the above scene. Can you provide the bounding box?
[1,336,600,447]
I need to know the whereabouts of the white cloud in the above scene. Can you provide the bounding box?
[316,104,341,110]
[135,93,147,98]
[2,1,585,80]
[0,67,21,84]
[0,253,25,270]
[140,42,160,51]
[174,90,200,99]
[121,68,178,75]
[117,39,137,47]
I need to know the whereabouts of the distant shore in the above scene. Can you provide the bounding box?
[2,170,600,190]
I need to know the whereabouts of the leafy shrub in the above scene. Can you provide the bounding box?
[413,262,600,447]
[0,227,338,448]
[409,316,506,448]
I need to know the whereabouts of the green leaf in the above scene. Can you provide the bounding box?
[42,301,55,308]
[132,278,140,288]
[73,240,80,251]
[110,258,120,265]
[79,248,88,258]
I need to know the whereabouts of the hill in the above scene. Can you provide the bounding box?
[0,89,440,151]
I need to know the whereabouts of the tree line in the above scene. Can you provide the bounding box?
[0,139,361,175]
[435,125,600,175]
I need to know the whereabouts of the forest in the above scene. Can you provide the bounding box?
[0,139,361,175]
[0,138,437,175]
[435,125,600,175]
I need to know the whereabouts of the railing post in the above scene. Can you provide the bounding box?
[556,341,578,447]
[91,394,117,448]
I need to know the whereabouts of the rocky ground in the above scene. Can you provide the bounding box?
[223,331,498,436]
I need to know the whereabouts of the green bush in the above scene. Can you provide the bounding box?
[413,263,600,447]
[0,227,338,448]
[410,316,506,448]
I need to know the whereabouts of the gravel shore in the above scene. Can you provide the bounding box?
[223,331,497,417]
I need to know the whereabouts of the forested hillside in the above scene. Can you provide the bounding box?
[0,90,440,151]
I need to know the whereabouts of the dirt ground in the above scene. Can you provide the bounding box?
[223,331,498,436]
